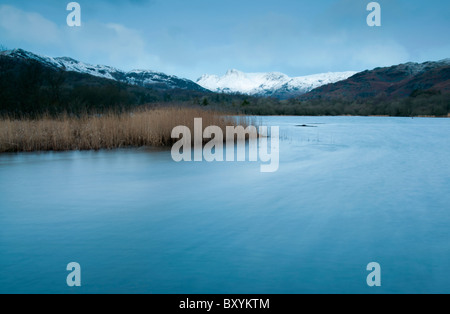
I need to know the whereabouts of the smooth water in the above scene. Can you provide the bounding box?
[0,116,449,294]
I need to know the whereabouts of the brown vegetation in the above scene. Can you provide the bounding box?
[0,107,253,153]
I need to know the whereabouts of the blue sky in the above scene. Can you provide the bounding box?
[0,0,449,80]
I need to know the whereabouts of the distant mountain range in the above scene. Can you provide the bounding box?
[1,48,449,103]
[197,69,357,99]
[0,49,207,92]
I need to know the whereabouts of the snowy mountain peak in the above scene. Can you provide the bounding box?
[1,49,121,80]
[197,69,357,98]
[1,49,206,92]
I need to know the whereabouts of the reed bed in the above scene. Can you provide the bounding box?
[0,107,253,153]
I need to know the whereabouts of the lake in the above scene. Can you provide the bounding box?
[0,116,449,293]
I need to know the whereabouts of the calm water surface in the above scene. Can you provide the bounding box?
[0,116,449,293]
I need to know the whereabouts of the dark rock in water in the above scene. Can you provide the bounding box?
[296,124,317,128]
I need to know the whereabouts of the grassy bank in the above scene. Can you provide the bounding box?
[0,107,252,153]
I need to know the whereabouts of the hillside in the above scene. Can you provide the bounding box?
[0,51,214,117]
[1,49,207,92]
[301,59,450,100]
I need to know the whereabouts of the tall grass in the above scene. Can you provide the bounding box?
[0,107,254,153]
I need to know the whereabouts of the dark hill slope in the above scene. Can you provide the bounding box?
[301,59,450,100]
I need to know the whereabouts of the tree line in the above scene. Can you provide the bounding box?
[1,55,449,118]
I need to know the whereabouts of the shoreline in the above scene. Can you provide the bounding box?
[2,114,449,154]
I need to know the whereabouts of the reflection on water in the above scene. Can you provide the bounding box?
[0,116,449,293]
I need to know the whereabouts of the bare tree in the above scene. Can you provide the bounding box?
[0,44,8,52]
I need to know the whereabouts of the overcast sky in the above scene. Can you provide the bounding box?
[0,0,449,80]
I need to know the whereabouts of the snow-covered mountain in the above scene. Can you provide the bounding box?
[0,49,206,91]
[197,69,357,99]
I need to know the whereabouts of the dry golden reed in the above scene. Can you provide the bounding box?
[0,107,253,153]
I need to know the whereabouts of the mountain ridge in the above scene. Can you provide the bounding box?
[197,69,357,99]
[0,49,207,92]
[2,49,449,101]
[300,58,450,100]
